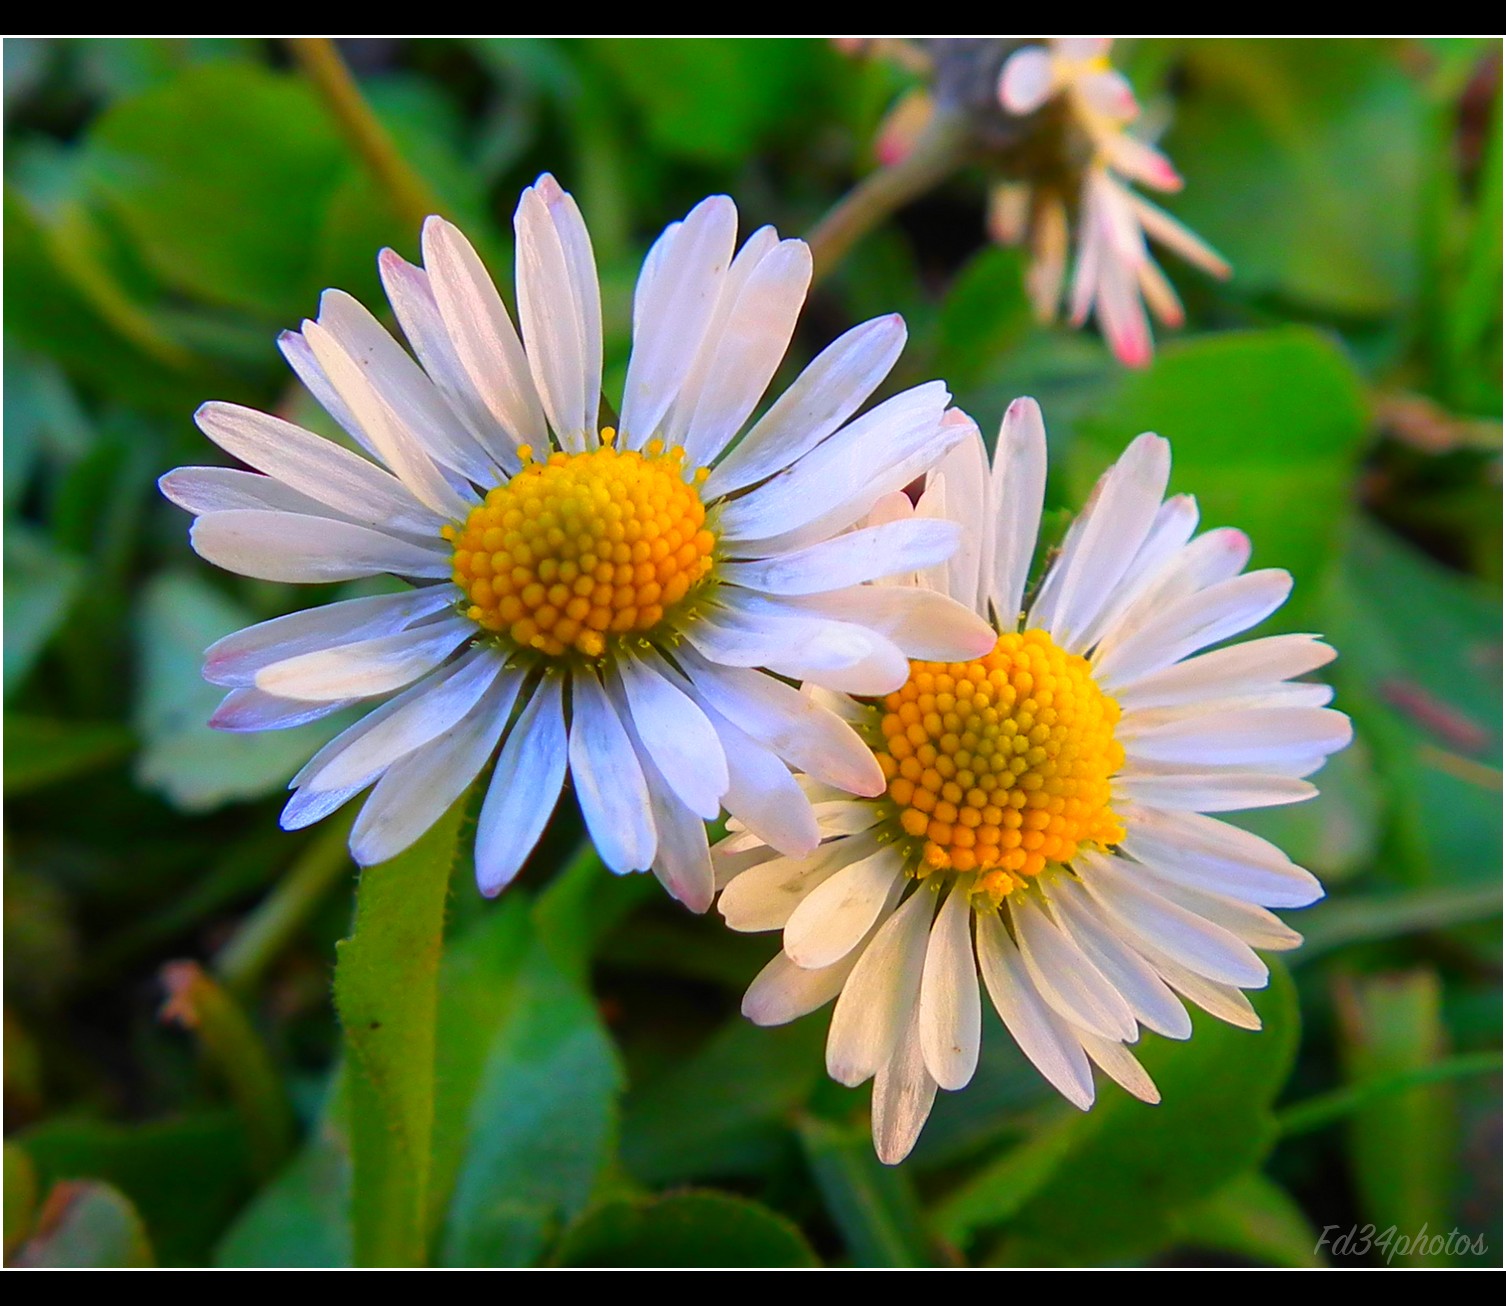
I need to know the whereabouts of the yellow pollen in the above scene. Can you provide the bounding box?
[874,628,1125,904]
[447,439,716,658]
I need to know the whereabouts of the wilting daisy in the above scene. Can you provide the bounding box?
[994,38,1231,365]
[159,176,994,908]
[716,397,1351,1163]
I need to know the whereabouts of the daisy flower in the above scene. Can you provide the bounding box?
[716,397,1352,1163]
[995,38,1231,366]
[159,176,995,909]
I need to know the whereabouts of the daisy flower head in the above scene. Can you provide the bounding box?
[716,397,1352,1164]
[159,176,996,909]
[994,38,1231,366]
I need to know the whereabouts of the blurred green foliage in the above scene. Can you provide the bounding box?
[3,37,1501,1267]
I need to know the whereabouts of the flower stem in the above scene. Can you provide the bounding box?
[1275,1050,1503,1137]
[806,108,974,285]
[288,37,447,234]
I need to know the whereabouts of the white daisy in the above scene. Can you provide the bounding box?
[995,38,1230,366]
[716,396,1352,1163]
[159,175,995,909]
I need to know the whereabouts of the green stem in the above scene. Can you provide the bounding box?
[806,108,974,285]
[288,38,447,234]
[1275,1050,1503,1138]
[214,814,355,998]
[159,962,296,1179]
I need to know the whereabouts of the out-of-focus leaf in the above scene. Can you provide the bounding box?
[938,965,1300,1265]
[3,527,83,699]
[798,1116,938,1267]
[1297,882,1502,963]
[584,38,829,164]
[935,244,1032,392]
[1168,1171,1323,1267]
[1073,327,1370,608]
[553,1191,819,1268]
[3,717,133,794]
[1324,517,1501,885]
[4,1144,39,1259]
[132,572,351,812]
[1169,39,1425,315]
[620,1016,825,1185]
[334,795,465,1267]
[83,63,348,320]
[12,1179,154,1268]
[1335,969,1454,1265]
[18,1112,253,1266]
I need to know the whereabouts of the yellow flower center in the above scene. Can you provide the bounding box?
[874,628,1125,905]
[443,431,715,659]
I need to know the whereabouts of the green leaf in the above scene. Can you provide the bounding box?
[4,1144,39,1259]
[554,1191,819,1268]
[620,1016,826,1185]
[938,964,1300,1265]
[797,1116,938,1267]
[3,527,83,699]
[12,1180,154,1268]
[935,244,1033,392]
[132,572,351,811]
[1168,1171,1323,1268]
[18,1113,253,1266]
[333,795,465,1267]
[585,38,828,164]
[1297,882,1502,964]
[1335,970,1455,1265]
[1168,39,1425,315]
[3,716,133,794]
[1323,518,1501,885]
[1072,327,1370,608]
[83,63,349,320]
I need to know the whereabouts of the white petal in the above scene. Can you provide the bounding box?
[299,646,504,791]
[918,883,983,1090]
[1011,894,1139,1042]
[989,397,1048,625]
[1074,494,1201,654]
[1123,706,1352,770]
[422,215,546,451]
[161,467,363,520]
[1097,526,1253,655]
[1047,878,1192,1039]
[514,176,600,451]
[743,946,860,1026]
[679,650,884,797]
[642,774,714,913]
[209,687,352,732]
[1126,860,1304,952]
[717,834,872,933]
[1114,634,1336,712]
[301,317,472,521]
[277,327,373,456]
[787,586,997,662]
[1132,943,1262,1030]
[720,382,954,545]
[871,1001,939,1166]
[255,617,472,702]
[1115,769,1317,812]
[1048,432,1171,651]
[475,672,568,896]
[974,911,1095,1109]
[1093,570,1294,690]
[704,313,906,498]
[721,517,962,595]
[826,887,934,1086]
[1077,1032,1160,1103]
[1129,193,1231,278]
[998,46,1054,115]
[313,289,495,485]
[615,650,729,819]
[568,669,656,873]
[680,238,812,468]
[192,402,441,536]
[1118,803,1323,908]
[378,248,515,472]
[203,587,454,687]
[783,844,905,969]
[1077,852,1269,988]
[190,511,450,583]
[349,669,521,865]
[620,196,738,447]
